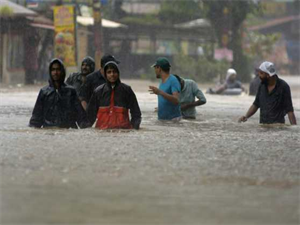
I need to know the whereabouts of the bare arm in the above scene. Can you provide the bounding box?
[287,111,297,125]
[149,86,179,105]
[238,104,258,123]
[181,99,206,111]
[182,84,207,110]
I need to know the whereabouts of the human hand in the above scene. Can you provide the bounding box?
[149,86,160,95]
[180,103,189,111]
[238,116,248,123]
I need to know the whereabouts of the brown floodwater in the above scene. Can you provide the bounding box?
[0,78,299,225]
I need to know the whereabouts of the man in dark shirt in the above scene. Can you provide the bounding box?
[79,54,120,110]
[66,56,95,95]
[239,61,297,125]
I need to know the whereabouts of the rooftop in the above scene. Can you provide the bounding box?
[0,0,36,17]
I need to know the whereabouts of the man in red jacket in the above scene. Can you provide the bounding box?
[86,61,142,129]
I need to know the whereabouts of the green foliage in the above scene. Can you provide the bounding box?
[158,0,202,24]
[0,6,13,17]
[235,32,281,81]
[203,0,258,46]
[245,16,267,27]
[245,32,281,59]
[203,0,261,81]
[172,55,230,83]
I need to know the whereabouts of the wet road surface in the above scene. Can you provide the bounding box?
[0,78,299,225]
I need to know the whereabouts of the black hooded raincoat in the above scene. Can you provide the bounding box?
[29,59,90,128]
[66,56,95,95]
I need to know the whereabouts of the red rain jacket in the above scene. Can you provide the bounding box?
[87,82,141,129]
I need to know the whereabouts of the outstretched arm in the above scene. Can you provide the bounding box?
[238,104,258,123]
[149,86,179,105]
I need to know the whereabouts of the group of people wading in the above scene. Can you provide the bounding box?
[29,55,297,129]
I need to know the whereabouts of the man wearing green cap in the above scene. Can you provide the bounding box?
[149,57,181,120]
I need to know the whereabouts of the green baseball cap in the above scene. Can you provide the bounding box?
[152,57,171,70]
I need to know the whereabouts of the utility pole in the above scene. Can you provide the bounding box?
[93,0,103,69]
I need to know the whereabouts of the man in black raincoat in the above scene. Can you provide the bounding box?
[29,58,90,129]
[79,54,120,110]
[66,56,95,95]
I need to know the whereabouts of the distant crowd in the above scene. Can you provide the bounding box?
[29,55,297,129]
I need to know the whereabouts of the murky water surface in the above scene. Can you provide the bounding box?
[0,79,299,225]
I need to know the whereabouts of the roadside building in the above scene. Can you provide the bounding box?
[0,0,53,85]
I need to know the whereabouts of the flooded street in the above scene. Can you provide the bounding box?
[0,78,299,225]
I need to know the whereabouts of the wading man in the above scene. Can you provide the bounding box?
[174,75,206,119]
[87,61,141,129]
[149,57,181,121]
[66,56,95,95]
[29,58,90,129]
[79,54,120,110]
[239,61,297,125]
